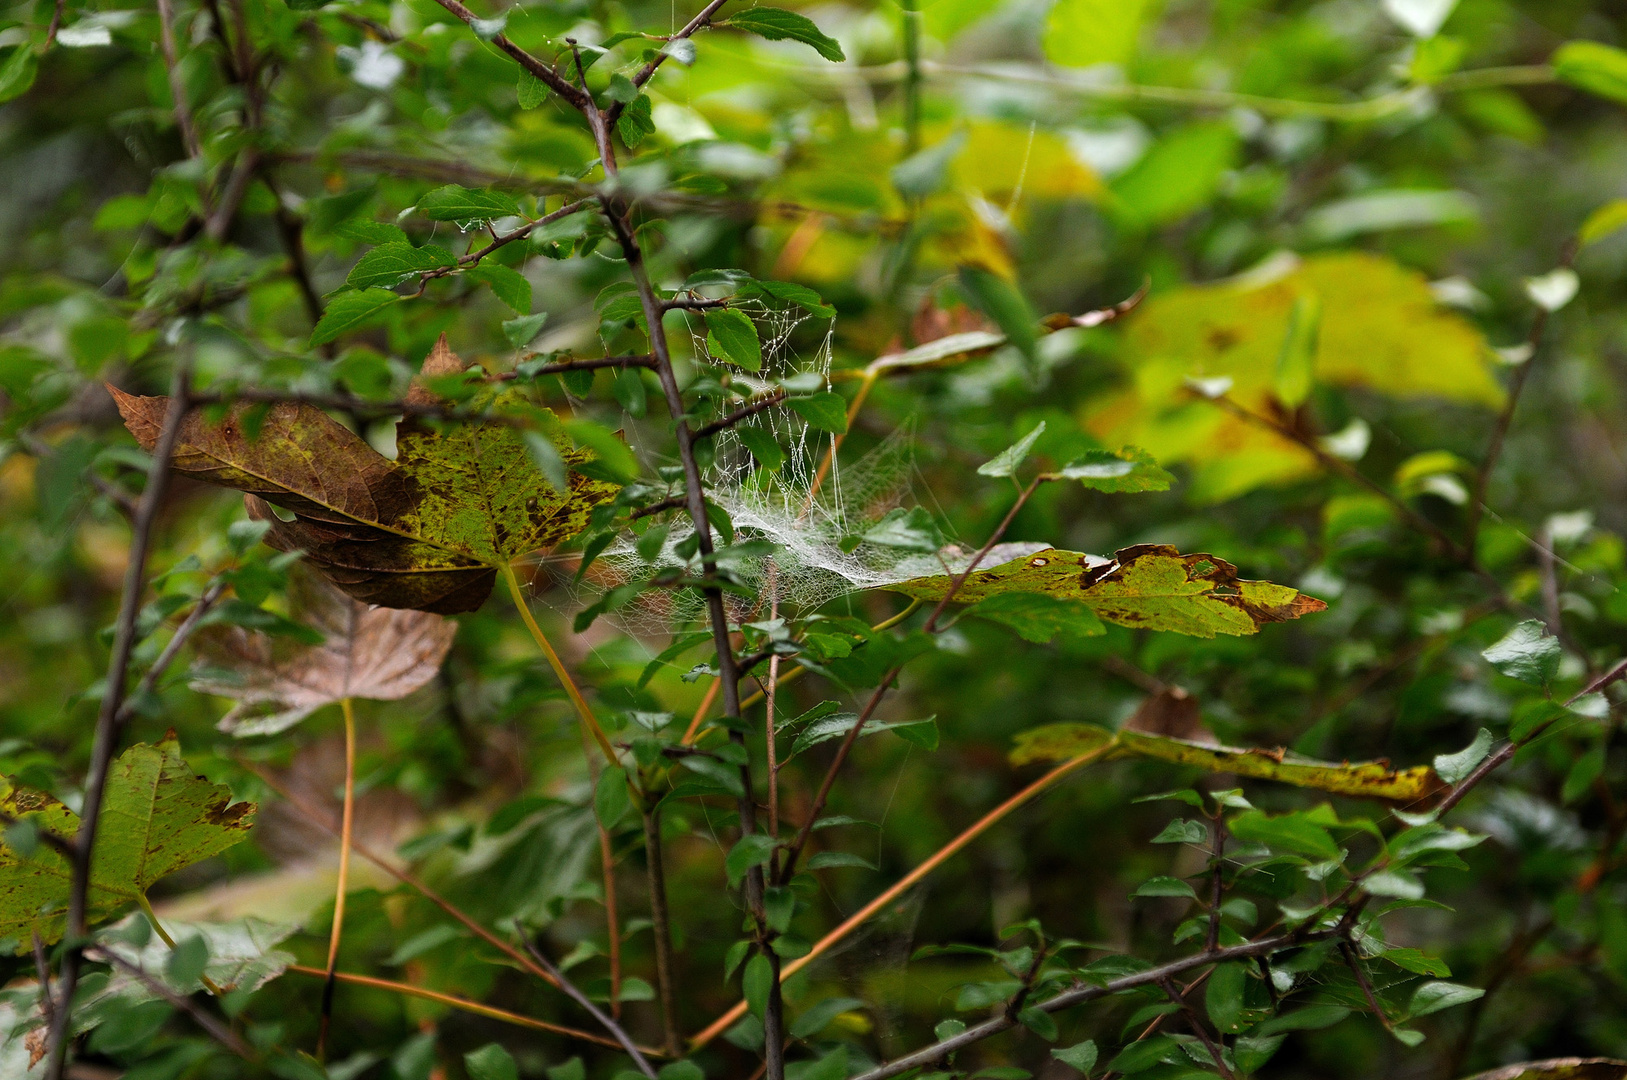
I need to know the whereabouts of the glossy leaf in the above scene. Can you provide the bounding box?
[721,8,845,62]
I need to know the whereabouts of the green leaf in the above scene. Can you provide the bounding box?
[503,312,549,348]
[0,739,255,945]
[1381,947,1452,977]
[788,392,849,434]
[889,716,940,750]
[1273,292,1320,408]
[722,8,846,62]
[746,279,835,317]
[1227,808,1340,861]
[958,266,1037,362]
[1482,619,1561,686]
[617,94,656,149]
[791,997,866,1039]
[806,851,875,871]
[859,507,943,553]
[465,1044,520,1080]
[0,45,38,104]
[1054,447,1174,493]
[1051,1040,1098,1075]
[417,185,522,225]
[1554,40,1627,105]
[1433,728,1494,785]
[970,592,1105,644]
[1580,198,1627,247]
[736,426,785,471]
[1110,122,1239,227]
[743,952,773,1016]
[346,242,456,289]
[310,288,399,347]
[726,834,778,887]
[1043,0,1150,67]
[594,769,631,829]
[1151,819,1207,845]
[466,262,532,314]
[979,422,1046,478]
[1132,876,1197,900]
[1206,962,1250,1033]
[704,309,763,371]
[892,132,968,199]
[889,545,1326,639]
[1406,980,1484,1019]
[562,418,641,483]
[517,70,549,109]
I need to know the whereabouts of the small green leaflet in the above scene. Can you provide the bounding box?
[617,94,656,149]
[788,392,848,433]
[1433,728,1494,785]
[737,426,785,471]
[1482,619,1560,686]
[517,70,548,109]
[726,834,778,886]
[1054,447,1174,493]
[0,739,256,946]
[744,279,836,318]
[1553,40,1627,105]
[503,312,549,348]
[857,507,943,554]
[346,242,455,290]
[466,262,531,314]
[416,184,522,224]
[721,8,846,62]
[1273,292,1321,408]
[1052,1040,1098,1074]
[310,287,399,346]
[466,1044,520,1080]
[0,45,37,104]
[705,308,763,371]
[959,265,1037,362]
[979,421,1046,478]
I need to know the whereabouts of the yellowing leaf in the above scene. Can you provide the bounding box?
[886,544,1326,638]
[192,568,457,736]
[112,337,618,613]
[1010,722,1446,802]
[951,121,1102,204]
[1091,252,1502,501]
[0,739,255,947]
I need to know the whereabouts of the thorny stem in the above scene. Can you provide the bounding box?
[643,805,682,1056]
[317,697,359,1060]
[501,561,620,766]
[286,965,661,1053]
[690,748,1109,1049]
[523,938,660,1080]
[45,357,192,1080]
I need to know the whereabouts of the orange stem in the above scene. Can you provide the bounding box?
[687,748,1106,1049]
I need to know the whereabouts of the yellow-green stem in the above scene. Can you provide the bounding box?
[317,696,358,1060]
[139,890,225,996]
[500,561,618,766]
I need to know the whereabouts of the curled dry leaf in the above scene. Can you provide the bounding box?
[1010,721,1447,803]
[111,335,618,613]
[889,544,1327,638]
[192,568,457,736]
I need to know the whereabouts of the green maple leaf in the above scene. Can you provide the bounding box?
[887,544,1326,638]
[0,739,255,947]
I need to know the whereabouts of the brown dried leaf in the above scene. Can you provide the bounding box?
[192,569,456,736]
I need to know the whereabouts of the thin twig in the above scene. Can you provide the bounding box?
[427,0,589,108]
[317,697,358,1060]
[1158,975,1234,1080]
[522,938,660,1079]
[114,580,226,726]
[286,965,660,1052]
[45,357,192,1080]
[607,0,732,123]
[642,805,682,1056]
[88,948,254,1060]
[693,388,789,439]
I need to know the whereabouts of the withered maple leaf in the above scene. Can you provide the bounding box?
[191,568,457,736]
[112,336,617,613]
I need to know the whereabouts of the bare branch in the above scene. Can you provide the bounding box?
[693,388,788,439]
[427,0,590,109]
[87,948,255,1060]
[522,937,660,1079]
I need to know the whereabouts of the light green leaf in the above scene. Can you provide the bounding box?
[1554,40,1627,105]
[1482,619,1560,686]
[465,1044,519,1080]
[705,309,763,371]
[788,392,848,434]
[503,312,549,348]
[1406,980,1484,1019]
[1433,728,1494,785]
[310,288,399,347]
[0,45,38,104]
[859,507,943,553]
[1580,198,1627,246]
[736,427,786,471]
[969,592,1105,644]
[979,422,1046,478]
[727,834,778,887]
[1053,447,1174,493]
[722,8,846,62]
[806,851,876,871]
[1043,0,1149,67]
[417,185,522,225]
[346,243,455,290]
[466,262,532,314]
[1051,1040,1098,1075]
[1273,292,1321,408]
[617,94,656,148]
[1132,876,1197,900]
[517,70,549,109]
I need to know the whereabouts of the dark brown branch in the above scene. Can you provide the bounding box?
[629,494,687,521]
[642,806,682,1056]
[693,389,788,439]
[44,358,194,1080]
[420,198,596,282]
[608,0,732,123]
[427,0,590,109]
[851,928,1340,1080]
[1158,975,1234,1080]
[522,938,659,1079]
[1465,241,1578,551]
